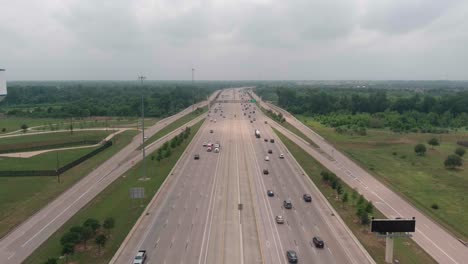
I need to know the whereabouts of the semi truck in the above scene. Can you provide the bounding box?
[255,129,261,138]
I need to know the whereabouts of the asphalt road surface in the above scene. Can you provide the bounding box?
[113,89,373,264]
[251,89,468,264]
[0,95,216,264]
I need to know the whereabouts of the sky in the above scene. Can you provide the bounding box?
[0,0,467,80]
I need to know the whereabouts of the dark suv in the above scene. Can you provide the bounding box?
[263,169,269,175]
[194,154,200,160]
[268,149,273,154]
[303,194,312,202]
[286,250,298,263]
[283,200,292,209]
[270,139,275,143]
[267,190,274,197]
[312,237,324,248]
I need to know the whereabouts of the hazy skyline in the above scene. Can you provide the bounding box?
[1,0,467,80]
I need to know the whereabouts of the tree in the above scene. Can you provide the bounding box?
[351,189,358,205]
[414,144,427,156]
[455,147,466,157]
[21,124,28,133]
[43,258,58,264]
[170,137,177,148]
[70,226,83,234]
[103,217,115,236]
[81,226,93,249]
[360,212,370,225]
[95,234,107,253]
[61,243,75,263]
[341,192,349,204]
[336,184,343,196]
[357,194,365,207]
[83,218,101,234]
[164,148,172,158]
[427,137,440,149]
[444,154,463,169]
[321,171,330,182]
[60,231,80,246]
[365,201,374,214]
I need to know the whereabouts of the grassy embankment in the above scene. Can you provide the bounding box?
[26,120,204,264]
[274,128,436,264]
[0,130,139,238]
[297,115,468,241]
[140,106,207,149]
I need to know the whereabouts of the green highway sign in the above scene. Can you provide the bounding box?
[250,99,256,103]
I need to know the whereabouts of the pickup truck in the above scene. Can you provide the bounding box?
[133,250,147,264]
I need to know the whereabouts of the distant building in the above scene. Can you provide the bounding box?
[0,69,6,102]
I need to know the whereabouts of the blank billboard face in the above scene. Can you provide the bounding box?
[371,219,416,233]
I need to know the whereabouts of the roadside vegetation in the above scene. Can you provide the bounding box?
[257,84,468,240]
[0,130,139,238]
[26,120,204,264]
[274,128,437,264]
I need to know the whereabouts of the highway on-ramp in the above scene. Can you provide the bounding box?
[112,89,373,264]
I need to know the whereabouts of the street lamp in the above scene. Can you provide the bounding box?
[138,75,149,181]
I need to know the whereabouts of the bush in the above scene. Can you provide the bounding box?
[428,137,440,148]
[414,144,427,156]
[60,231,80,246]
[431,203,439,210]
[444,154,463,169]
[83,218,101,234]
[455,147,466,157]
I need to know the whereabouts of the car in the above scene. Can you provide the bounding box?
[133,250,147,264]
[275,215,285,224]
[214,147,220,153]
[210,129,214,133]
[264,138,268,142]
[279,153,285,159]
[253,118,256,121]
[203,142,207,147]
[268,149,273,154]
[250,120,253,123]
[270,139,275,143]
[263,169,269,175]
[265,156,270,161]
[312,237,325,248]
[267,190,274,197]
[283,200,292,209]
[207,147,212,152]
[286,250,298,263]
[303,194,312,202]
[194,154,200,160]
[264,121,268,124]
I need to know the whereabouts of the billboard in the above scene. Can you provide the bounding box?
[0,69,6,102]
[371,218,416,233]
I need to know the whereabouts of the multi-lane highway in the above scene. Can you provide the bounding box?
[0,94,217,264]
[113,89,373,264]
[251,90,468,264]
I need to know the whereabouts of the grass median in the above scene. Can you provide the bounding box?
[25,120,204,264]
[139,106,207,150]
[0,130,139,238]
[274,128,436,264]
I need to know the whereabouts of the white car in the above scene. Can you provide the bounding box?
[279,154,284,159]
[265,156,270,161]
[203,142,207,147]
[214,147,220,153]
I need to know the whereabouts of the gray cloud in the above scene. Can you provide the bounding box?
[0,0,467,80]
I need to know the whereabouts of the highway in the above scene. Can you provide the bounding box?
[0,93,217,264]
[251,89,468,264]
[113,89,373,264]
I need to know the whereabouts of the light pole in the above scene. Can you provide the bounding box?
[138,75,148,181]
[192,68,195,111]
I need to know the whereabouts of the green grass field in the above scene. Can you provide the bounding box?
[0,117,157,134]
[296,115,468,241]
[140,106,207,149]
[0,130,112,153]
[0,130,139,238]
[274,128,436,264]
[25,120,204,264]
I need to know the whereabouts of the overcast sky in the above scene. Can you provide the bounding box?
[1,0,467,80]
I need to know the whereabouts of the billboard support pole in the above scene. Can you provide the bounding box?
[385,233,394,263]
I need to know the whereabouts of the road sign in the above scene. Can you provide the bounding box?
[129,187,145,199]
[371,218,416,233]
[250,99,256,103]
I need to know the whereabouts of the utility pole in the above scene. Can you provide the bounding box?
[138,75,148,181]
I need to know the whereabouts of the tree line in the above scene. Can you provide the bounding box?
[0,81,226,118]
[256,86,468,132]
